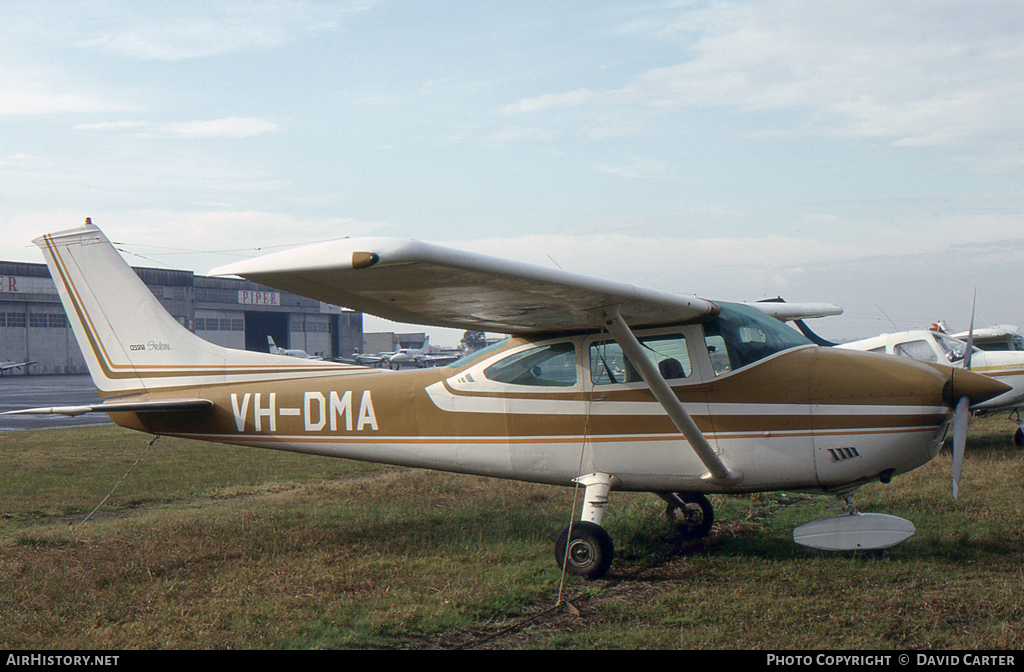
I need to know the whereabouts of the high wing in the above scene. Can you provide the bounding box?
[213,236,740,485]
[210,238,717,333]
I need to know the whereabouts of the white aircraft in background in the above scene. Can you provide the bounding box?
[833,325,1024,447]
[950,324,1024,352]
[6,220,1009,578]
[335,350,389,367]
[0,359,35,376]
[267,336,323,360]
[389,337,462,369]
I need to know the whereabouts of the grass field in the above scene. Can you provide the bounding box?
[1,416,1022,649]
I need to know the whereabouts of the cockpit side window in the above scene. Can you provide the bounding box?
[590,333,691,385]
[893,339,938,363]
[702,302,812,375]
[484,342,577,387]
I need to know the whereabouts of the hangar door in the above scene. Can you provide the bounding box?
[245,311,288,353]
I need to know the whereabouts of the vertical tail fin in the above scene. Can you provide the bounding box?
[36,221,346,396]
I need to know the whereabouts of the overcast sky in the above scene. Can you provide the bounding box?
[2,1,1022,346]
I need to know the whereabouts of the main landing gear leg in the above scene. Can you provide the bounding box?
[1012,410,1024,447]
[659,492,714,538]
[555,473,618,580]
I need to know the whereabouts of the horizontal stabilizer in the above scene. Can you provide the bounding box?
[3,398,213,417]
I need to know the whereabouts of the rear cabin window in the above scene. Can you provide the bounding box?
[483,342,577,387]
[590,333,691,385]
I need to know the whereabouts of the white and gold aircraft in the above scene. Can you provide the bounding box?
[7,221,1010,578]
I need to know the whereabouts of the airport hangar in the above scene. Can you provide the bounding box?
[0,260,366,375]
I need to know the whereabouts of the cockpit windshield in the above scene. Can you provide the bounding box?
[703,302,812,375]
[934,333,978,363]
[447,338,511,369]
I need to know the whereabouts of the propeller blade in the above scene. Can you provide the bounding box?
[952,395,969,500]
[964,290,976,371]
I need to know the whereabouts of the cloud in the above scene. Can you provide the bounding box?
[0,153,32,168]
[0,209,386,274]
[73,121,150,131]
[485,126,560,146]
[592,158,668,179]
[502,89,598,114]
[0,63,130,116]
[504,1,1024,157]
[152,117,280,139]
[73,0,379,61]
[77,117,280,139]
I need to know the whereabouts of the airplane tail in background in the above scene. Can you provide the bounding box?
[36,220,349,396]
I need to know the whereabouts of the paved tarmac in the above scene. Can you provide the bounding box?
[0,375,109,432]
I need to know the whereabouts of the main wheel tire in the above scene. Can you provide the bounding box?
[554,521,614,580]
[666,493,714,538]
[1014,427,1024,447]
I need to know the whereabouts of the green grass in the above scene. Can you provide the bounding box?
[1,416,1022,649]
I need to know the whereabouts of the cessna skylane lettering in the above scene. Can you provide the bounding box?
[6,221,1010,579]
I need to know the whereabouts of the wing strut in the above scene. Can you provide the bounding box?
[603,307,742,486]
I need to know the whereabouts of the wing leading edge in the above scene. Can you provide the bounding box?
[211,237,717,333]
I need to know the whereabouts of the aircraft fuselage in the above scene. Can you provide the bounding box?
[115,333,955,496]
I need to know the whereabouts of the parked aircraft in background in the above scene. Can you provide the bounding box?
[0,360,35,376]
[267,336,323,360]
[950,325,1024,352]
[389,337,463,369]
[335,350,389,367]
[836,327,1024,447]
[6,221,1009,578]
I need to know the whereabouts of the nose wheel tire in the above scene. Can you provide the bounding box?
[554,521,614,580]
[665,493,714,538]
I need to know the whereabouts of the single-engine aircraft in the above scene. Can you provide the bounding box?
[6,221,1010,578]
[834,327,1024,447]
[267,336,323,360]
